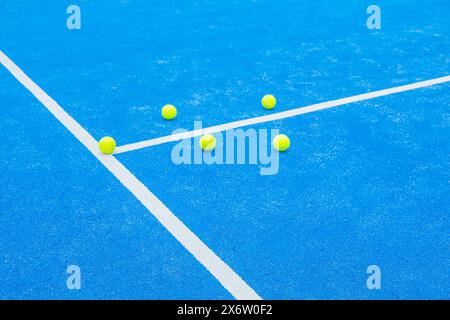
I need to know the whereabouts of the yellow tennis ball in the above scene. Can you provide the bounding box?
[161,104,177,120]
[261,94,276,110]
[272,134,290,152]
[98,136,116,154]
[199,134,216,151]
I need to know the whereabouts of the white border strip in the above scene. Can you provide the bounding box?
[115,75,450,154]
[0,50,261,300]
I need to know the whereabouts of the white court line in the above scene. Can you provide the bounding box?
[115,75,450,154]
[0,50,261,300]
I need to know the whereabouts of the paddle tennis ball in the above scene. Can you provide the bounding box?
[98,136,116,155]
[261,94,277,110]
[199,134,216,151]
[272,134,290,152]
[161,104,177,120]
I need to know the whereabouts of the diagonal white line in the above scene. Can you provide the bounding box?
[115,75,450,154]
[0,50,261,300]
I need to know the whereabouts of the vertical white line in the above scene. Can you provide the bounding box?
[0,50,261,300]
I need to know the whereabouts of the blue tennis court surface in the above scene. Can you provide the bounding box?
[0,1,449,299]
